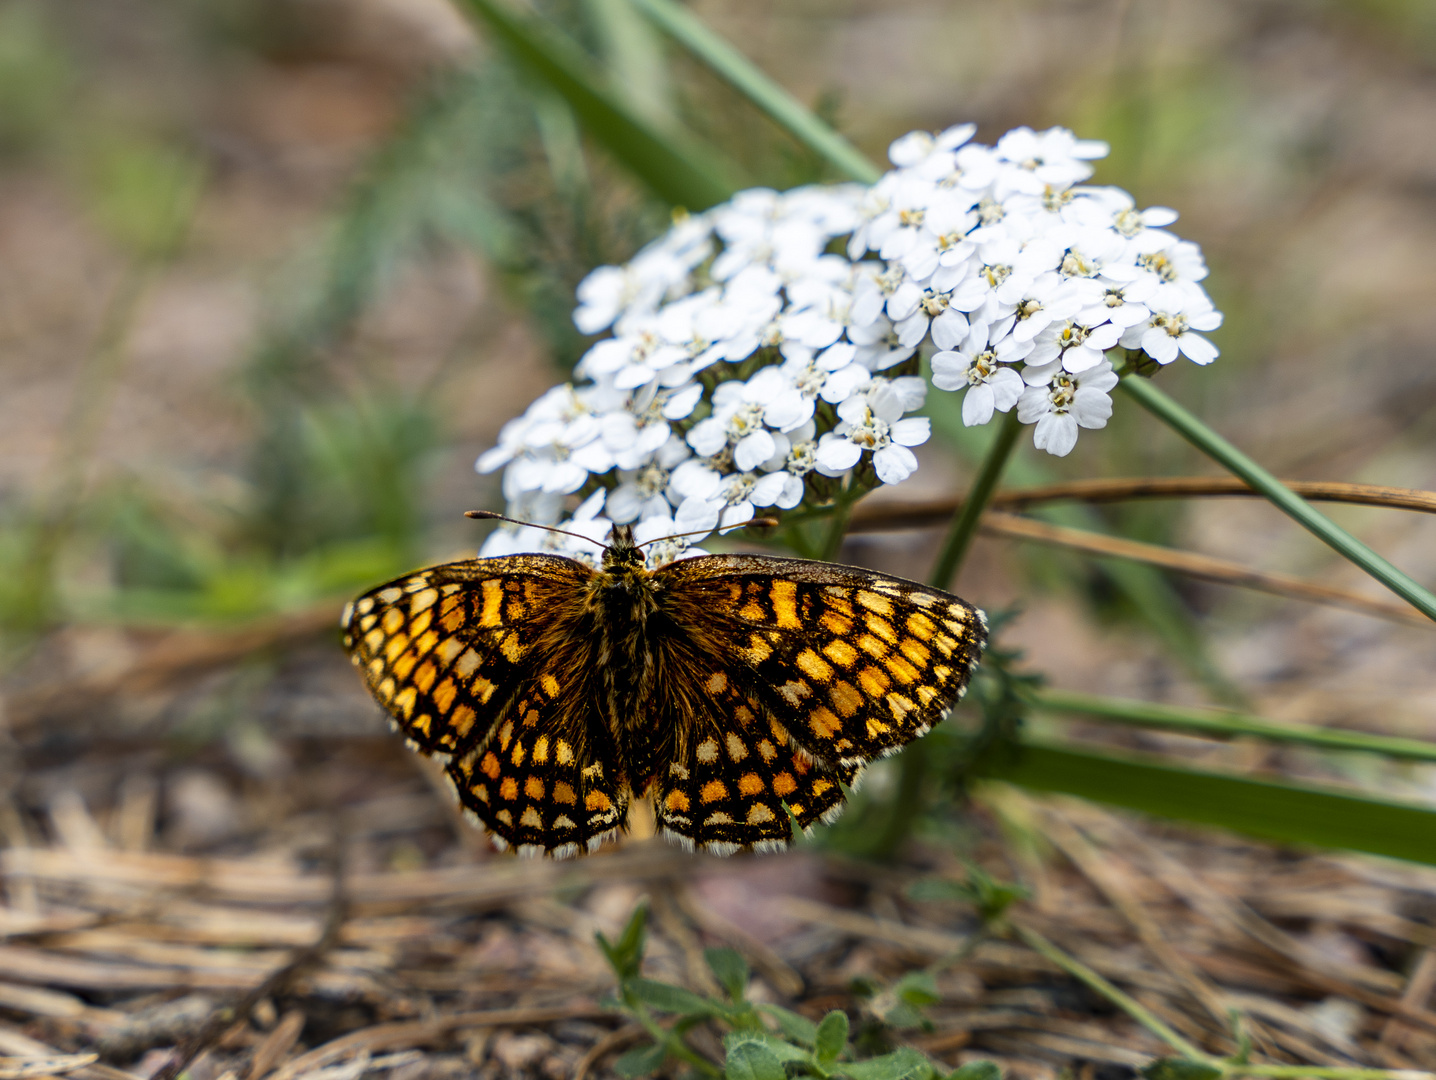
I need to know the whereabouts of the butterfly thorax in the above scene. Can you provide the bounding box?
[585,525,667,779]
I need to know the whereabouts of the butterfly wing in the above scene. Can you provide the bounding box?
[637,640,822,854]
[654,554,986,839]
[341,557,627,856]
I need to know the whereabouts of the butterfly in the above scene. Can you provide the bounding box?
[341,519,987,858]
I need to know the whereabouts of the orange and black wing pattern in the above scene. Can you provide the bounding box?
[657,554,987,835]
[341,557,625,856]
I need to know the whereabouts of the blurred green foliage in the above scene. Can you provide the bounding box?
[0,3,72,156]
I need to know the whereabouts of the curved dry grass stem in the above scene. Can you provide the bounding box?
[846,478,1436,533]
[977,512,1432,628]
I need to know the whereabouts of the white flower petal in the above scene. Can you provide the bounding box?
[963,383,996,426]
[890,417,931,447]
[873,444,918,483]
[1033,412,1079,456]
[734,429,777,472]
[816,434,862,472]
[1178,332,1218,365]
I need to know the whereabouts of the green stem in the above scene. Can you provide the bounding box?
[928,410,1024,590]
[817,495,856,562]
[867,747,928,862]
[627,0,882,184]
[626,996,722,1077]
[459,0,737,210]
[1225,1068,1436,1080]
[1118,373,1436,623]
[1032,689,1436,764]
[1010,923,1208,1062]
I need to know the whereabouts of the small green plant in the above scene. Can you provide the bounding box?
[595,900,1001,1080]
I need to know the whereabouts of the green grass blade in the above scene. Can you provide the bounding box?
[628,0,881,184]
[985,738,1436,866]
[458,0,738,209]
[1032,689,1436,764]
[1118,373,1436,623]
[924,384,1237,701]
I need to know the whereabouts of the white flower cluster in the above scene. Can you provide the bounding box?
[476,124,1222,562]
[858,124,1221,457]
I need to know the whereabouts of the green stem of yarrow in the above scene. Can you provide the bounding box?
[866,412,1024,859]
[1118,371,1436,623]
[817,491,858,562]
[928,409,1024,591]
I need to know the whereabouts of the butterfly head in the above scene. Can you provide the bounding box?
[601,524,646,572]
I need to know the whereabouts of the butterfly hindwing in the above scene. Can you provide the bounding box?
[445,679,628,856]
[648,660,855,852]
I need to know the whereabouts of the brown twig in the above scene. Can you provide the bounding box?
[1061,801,1436,1036]
[847,478,1436,532]
[1033,803,1238,1035]
[1380,950,1436,1052]
[572,1024,645,1080]
[672,882,805,996]
[977,511,1431,627]
[266,1006,609,1080]
[149,816,350,1080]
[2,603,341,737]
[244,1010,305,1080]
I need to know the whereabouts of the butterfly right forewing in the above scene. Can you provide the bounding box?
[659,554,987,778]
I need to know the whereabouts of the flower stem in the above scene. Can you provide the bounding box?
[928,410,1024,590]
[817,494,856,562]
[1119,373,1436,623]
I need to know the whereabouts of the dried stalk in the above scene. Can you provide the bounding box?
[978,511,1430,627]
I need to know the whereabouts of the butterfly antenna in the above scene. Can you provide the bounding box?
[465,510,608,550]
[634,516,778,550]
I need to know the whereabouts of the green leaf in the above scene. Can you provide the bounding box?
[1031,688,1436,764]
[985,739,1436,867]
[82,137,203,260]
[705,947,750,1001]
[725,1040,786,1080]
[894,971,940,1006]
[836,1047,935,1080]
[629,977,718,1016]
[907,879,970,904]
[456,0,738,210]
[1139,1059,1223,1080]
[614,1041,668,1078]
[877,1001,928,1032]
[948,1062,1001,1080]
[756,1004,817,1047]
[596,900,649,981]
[814,1011,849,1064]
[725,1033,811,1064]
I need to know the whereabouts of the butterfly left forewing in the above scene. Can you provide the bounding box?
[341,556,593,755]
[659,555,987,779]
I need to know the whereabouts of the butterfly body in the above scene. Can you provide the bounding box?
[342,526,986,857]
